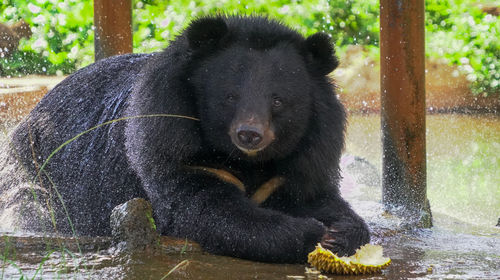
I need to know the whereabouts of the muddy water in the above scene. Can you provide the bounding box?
[1,114,499,279]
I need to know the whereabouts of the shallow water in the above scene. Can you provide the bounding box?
[1,205,498,279]
[1,113,499,279]
[346,113,500,227]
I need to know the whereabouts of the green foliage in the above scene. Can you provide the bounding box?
[146,210,156,231]
[325,0,499,96]
[0,0,94,75]
[130,0,329,53]
[0,0,498,95]
[425,0,499,95]
[325,0,379,46]
[0,50,74,76]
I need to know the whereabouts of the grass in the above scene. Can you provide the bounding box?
[2,126,91,279]
[160,259,190,280]
[1,113,200,279]
[1,127,87,279]
[1,236,55,279]
[1,236,15,279]
[30,249,55,279]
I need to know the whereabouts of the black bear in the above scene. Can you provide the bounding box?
[1,16,369,263]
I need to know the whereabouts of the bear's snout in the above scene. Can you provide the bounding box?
[236,124,263,147]
[230,120,275,156]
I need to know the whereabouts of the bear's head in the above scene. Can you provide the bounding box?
[188,16,339,161]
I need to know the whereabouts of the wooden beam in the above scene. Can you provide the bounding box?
[380,0,432,227]
[94,0,132,61]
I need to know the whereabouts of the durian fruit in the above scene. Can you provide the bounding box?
[308,243,391,275]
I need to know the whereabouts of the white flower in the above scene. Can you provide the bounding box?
[28,3,42,13]
[33,38,48,51]
[33,14,46,25]
[459,57,469,64]
[58,2,69,10]
[67,45,79,60]
[58,14,67,26]
[4,6,17,16]
[63,33,78,45]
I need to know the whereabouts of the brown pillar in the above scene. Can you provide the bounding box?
[94,0,133,61]
[380,0,432,227]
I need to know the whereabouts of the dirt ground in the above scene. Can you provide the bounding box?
[334,45,499,113]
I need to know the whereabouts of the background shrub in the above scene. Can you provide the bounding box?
[0,0,498,96]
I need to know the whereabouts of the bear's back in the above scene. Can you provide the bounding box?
[9,53,153,235]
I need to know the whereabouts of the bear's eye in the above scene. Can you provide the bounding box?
[272,97,282,108]
[226,94,236,103]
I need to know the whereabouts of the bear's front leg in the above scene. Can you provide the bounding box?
[144,173,327,263]
[305,193,370,257]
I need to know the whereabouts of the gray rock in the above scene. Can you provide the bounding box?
[342,155,381,188]
[110,198,159,253]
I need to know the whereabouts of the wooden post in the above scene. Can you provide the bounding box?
[94,0,133,61]
[380,0,432,227]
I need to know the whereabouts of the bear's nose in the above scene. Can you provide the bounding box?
[236,125,263,147]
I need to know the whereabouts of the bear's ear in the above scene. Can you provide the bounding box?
[186,17,228,50]
[303,33,339,76]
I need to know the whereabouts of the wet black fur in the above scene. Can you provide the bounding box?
[7,16,369,263]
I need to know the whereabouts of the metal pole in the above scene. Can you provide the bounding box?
[380,0,432,227]
[94,0,133,61]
